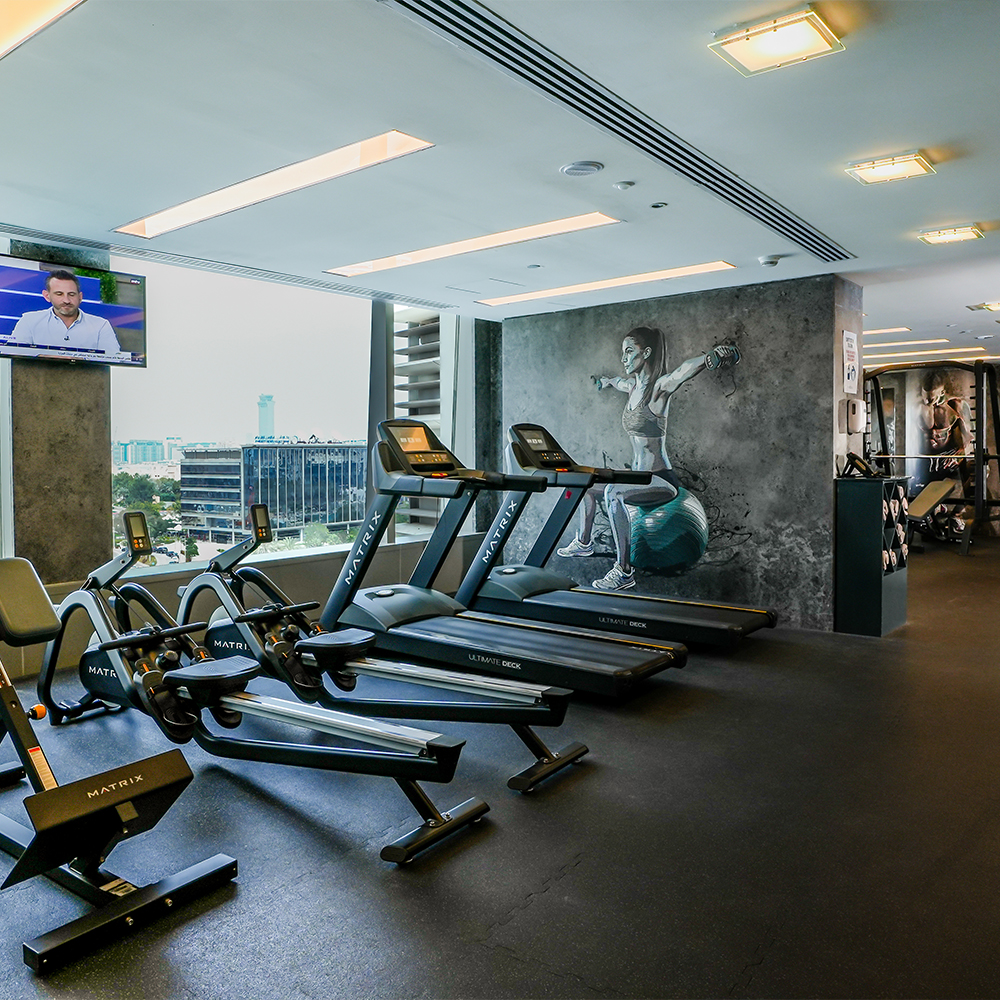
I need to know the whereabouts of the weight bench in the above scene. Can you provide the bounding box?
[0,557,236,973]
[906,480,958,549]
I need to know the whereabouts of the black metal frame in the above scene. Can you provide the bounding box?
[865,360,1000,554]
[0,556,236,973]
[36,517,489,864]
[176,511,587,791]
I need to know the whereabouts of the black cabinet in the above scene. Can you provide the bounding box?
[834,477,909,636]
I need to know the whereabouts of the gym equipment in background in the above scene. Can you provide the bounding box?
[37,513,488,864]
[449,424,776,649]
[174,504,588,792]
[0,556,237,973]
[319,420,684,698]
[866,359,1000,554]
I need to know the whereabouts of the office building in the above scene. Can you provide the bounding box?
[181,441,366,542]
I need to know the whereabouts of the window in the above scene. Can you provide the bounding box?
[110,258,371,565]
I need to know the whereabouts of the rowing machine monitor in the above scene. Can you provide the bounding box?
[250,504,272,543]
[123,511,152,556]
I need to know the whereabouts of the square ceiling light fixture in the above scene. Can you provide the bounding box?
[846,151,936,185]
[327,212,618,277]
[919,225,984,245]
[708,6,844,76]
[116,131,433,238]
[0,0,86,61]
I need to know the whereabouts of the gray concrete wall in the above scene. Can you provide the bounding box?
[8,242,113,584]
[501,275,860,630]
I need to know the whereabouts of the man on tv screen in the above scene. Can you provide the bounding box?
[11,269,122,354]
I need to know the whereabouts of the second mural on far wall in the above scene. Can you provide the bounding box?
[555,325,741,592]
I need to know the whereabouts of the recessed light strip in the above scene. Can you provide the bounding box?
[863,327,911,335]
[117,130,433,238]
[327,212,618,277]
[867,339,948,348]
[863,347,985,360]
[0,0,86,61]
[477,261,736,307]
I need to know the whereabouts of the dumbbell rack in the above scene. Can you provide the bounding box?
[834,476,909,636]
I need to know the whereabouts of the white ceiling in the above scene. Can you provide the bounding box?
[2,0,999,358]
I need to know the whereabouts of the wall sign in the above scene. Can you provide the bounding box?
[843,331,859,395]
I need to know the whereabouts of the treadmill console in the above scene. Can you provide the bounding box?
[381,420,460,473]
[509,424,574,469]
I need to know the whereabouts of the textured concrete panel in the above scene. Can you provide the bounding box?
[11,360,112,584]
[501,275,858,630]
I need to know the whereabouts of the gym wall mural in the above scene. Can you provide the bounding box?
[501,275,858,631]
[553,327,740,593]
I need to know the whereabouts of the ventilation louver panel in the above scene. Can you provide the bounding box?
[385,0,854,264]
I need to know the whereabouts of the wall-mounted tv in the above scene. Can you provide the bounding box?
[0,255,146,367]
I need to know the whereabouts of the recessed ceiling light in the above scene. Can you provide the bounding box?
[0,0,86,61]
[863,347,985,359]
[918,226,984,244]
[870,339,948,348]
[327,212,618,277]
[560,161,603,176]
[976,335,995,340]
[116,130,433,238]
[846,151,935,184]
[477,260,736,307]
[863,327,911,335]
[708,6,844,76]
[966,301,1000,311]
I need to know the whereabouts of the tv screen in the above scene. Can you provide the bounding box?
[0,255,146,367]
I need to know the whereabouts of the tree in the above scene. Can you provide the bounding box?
[112,472,156,507]
[185,537,199,562]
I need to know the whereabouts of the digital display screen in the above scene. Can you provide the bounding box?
[0,256,146,368]
[391,425,432,454]
[522,429,550,451]
[252,505,269,528]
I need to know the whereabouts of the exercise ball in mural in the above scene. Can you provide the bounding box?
[630,487,709,574]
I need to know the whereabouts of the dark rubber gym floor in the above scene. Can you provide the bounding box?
[3,539,999,999]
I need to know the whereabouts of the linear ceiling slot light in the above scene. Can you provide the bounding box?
[117,130,433,238]
[327,212,618,277]
[863,347,985,360]
[919,226,984,245]
[708,6,844,76]
[1,0,86,61]
[863,327,911,335]
[846,151,935,185]
[477,261,736,307]
[966,301,1000,311]
[868,339,948,348]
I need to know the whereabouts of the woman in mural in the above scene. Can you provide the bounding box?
[556,326,739,591]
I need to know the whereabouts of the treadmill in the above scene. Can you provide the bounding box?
[451,423,777,648]
[318,420,684,697]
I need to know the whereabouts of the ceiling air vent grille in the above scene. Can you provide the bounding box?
[382,0,854,264]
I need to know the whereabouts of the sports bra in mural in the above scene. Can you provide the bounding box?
[622,400,665,438]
